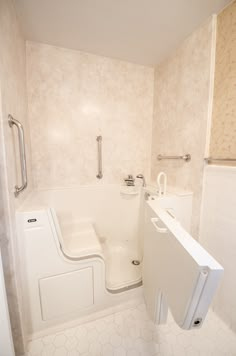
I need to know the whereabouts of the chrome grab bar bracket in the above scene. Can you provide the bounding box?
[96,135,103,179]
[8,114,28,197]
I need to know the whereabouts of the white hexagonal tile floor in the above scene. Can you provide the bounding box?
[26,298,236,356]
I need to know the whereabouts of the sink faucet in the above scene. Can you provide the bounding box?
[136,174,146,187]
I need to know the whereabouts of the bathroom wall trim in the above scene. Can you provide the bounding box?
[204,14,217,158]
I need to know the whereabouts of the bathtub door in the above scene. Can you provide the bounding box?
[0,249,15,356]
[143,203,223,330]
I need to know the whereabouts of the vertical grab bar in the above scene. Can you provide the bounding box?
[8,115,28,197]
[96,135,103,179]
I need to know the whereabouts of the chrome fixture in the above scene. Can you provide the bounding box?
[124,174,135,186]
[157,154,191,162]
[204,157,236,163]
[144,191,151,200]
[8,114,28,197]
[136,174,146,187]
[132,260,140,266]
[96,135,103,179]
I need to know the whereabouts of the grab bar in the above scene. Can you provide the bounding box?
[204,157,236,163]
[8,115,27,197]
[157,154,191,162]
[96,135,103,179]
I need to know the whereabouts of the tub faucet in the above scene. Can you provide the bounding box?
[124,174,135,186]
[136,174,146,187]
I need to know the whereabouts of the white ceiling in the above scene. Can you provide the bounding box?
[15,0,231,66]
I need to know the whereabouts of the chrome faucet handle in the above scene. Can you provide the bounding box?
[124,174,135,186]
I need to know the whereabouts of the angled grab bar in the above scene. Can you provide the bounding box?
[96,135,103,179]
[8,115,27,197]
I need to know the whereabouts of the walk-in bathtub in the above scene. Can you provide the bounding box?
[16,184,197,338]
[16,185,145,336]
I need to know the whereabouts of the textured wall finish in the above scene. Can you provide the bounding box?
[210,1,236,160]
[151,18,214,238]
[0,0,33,354]
[26,42,154,189]
[0,4,32,203]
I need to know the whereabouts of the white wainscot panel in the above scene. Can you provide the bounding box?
[39,268,94,320]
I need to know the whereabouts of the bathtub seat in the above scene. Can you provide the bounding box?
[62,226,102,259]
[50,209,103,259]
[51,209,142,292]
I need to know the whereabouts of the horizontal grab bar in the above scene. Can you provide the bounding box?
[8,114,28,197]
[204,157,236,163]
[157,154,191,162]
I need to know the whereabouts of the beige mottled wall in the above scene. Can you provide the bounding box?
[26,42,154,189]
[151,18,215,238]
[0,0,32,354]
[210,1,236,160]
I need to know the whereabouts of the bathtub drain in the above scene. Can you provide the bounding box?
[132,260,140,266]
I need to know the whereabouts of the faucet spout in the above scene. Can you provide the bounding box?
[136,174,146,187]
